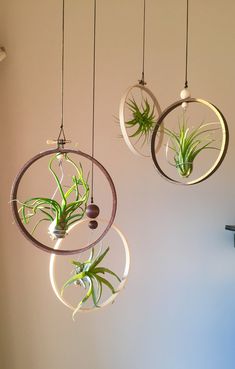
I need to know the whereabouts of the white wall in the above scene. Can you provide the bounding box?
[1,1,235,369]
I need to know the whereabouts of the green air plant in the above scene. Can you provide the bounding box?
[61,246,121,319]
[125,97,156,144]
[18,154,89,239]
[163,115,219,178]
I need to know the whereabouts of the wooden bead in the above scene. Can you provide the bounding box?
[180,88,191,99]
[86,204,100,219]
[89,220,98,229]
[181,102,188,110]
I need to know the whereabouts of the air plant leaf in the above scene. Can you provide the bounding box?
[61,272,87,294]
[90,277,99,307]
[17,154,89,239]
[90,247,110,269]
[72,278,93,320]
[95,275,116,295]
[49,155,66,208]
[124,97,156,145]
[71,260,83,268]
[163,115,220,178]
[61,246,121,318]
[95,276,103,304]
[88,247,95,262]
[92,267,121,282]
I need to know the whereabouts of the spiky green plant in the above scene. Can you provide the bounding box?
[125,97,156,144]
[18,154,89,239]
[163,116,219,178]
[61,246,121,319]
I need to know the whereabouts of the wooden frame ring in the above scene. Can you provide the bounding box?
[49,219,130,313]
[151,98,229,185]
[11,148,117,255]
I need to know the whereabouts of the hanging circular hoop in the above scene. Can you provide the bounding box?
[151,97,229,185]
[49,219,130,313]
[11,148,117,255]
[119,84,163,157]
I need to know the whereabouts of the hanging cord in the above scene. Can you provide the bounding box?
[47,0,71,147]
[91,0,97,203]
[184,0,189,88]
[139,0,146,85]
[57,0,67,148]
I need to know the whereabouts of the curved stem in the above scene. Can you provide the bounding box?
[49,155,67,207]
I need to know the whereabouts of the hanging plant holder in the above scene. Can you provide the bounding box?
[119,83,163,157]
[49,219,130,318]
[151,98,229,185]
[151,0,229,184]
[11,0,123,255]
[11,148,117,255]
[118,0,163,157]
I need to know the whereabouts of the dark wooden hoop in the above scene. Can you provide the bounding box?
[11,148,117,255]
[151,98,229,185]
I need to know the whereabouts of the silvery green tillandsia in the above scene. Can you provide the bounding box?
[61,246,121,319]
[125,97,156,144]
[18,154,89,239]
[163,115,219,178]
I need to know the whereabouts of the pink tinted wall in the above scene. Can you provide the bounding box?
[0,1,235,369]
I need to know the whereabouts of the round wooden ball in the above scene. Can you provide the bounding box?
[89,220,98,229]
[86,204,100,219]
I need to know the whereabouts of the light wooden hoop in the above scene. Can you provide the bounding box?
[151,98,229,185]
[11,148,117,255]
[49,219,130,313]
[119,84,163,157]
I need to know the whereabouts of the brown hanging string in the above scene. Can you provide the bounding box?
[139,0,146,85]
[91,0,97,203]
[184,0,189,89]
[57,0,67,148]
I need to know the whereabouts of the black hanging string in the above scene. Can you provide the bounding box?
[184,0,189,89]
[139,0,146,85]
[57,0,67,147]
[91,0,97,203]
